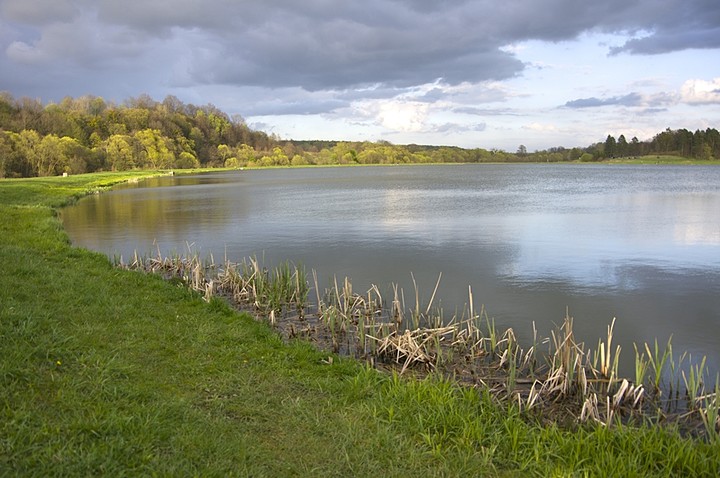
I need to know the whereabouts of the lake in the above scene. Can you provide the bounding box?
[61,164,720,375]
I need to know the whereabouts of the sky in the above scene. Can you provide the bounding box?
[0,0,719,151]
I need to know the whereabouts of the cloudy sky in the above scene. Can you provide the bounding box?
[1,0,719,150]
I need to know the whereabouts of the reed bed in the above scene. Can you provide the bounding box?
[117,251,720,441]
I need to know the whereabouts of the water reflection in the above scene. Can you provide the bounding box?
[62,164,720,376]
[61,173,250,255]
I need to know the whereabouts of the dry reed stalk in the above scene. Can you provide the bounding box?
[312,269,323,315]
[391,283,403,327]
[204,280,214,302]
[524,380,542,410]
[595,317,621,384]
[580,393,600,423]
[371,326,455,373]
[425,273,442,317]
[545,316,588,398]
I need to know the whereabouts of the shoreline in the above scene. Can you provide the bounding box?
[120,251,720,439]
[2,170,719,475]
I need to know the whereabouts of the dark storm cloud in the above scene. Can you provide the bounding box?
[610,27,720,55]
[1,0,718,100]
[608,0,720,55]
[0,0,77,25]
[564,93,644,108]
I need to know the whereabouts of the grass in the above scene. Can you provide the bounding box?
[2,171,720,476]
[604,155,720,165]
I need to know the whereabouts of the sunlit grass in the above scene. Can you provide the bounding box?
[605,155,720,165]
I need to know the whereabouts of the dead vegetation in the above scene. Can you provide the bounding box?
[118,248,720,441]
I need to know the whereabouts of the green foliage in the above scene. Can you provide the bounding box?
[0,93,271,177]
[600,128,720,160]
[134,128,175,169]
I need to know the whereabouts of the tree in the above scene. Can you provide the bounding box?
[123,108,150,131]
[104,134,136,170]
[700,144,713,161]
[616,135,628,157]
[332,142,358,164]
[217,144,233,163]
[517,144,528,156]
[134,129,175,169]
[290,154,309,166]
[692,129,706,158]
[357,147,384,164]
[604,135,617,158]
[162,95,185,115]
[0,131,11,177]
[35,134,66,176]
[235,144,256,165]
[652,128,674,153]
[14,130,41,176]
[2,131,32,177]
[676,129,693,156]
[269,147,289,166]
[16,97,43,130]
[224,157,240,168]
[59,136,90,174]
[175,151,200,169]
[705,128,720,158]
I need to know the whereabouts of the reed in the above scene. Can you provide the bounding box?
[119,251,720,441]
[504,329,518,393]
[391,283,404,328]
[593,317,621,386]
[484,311,498,356]
[645,337,672,394]
[699,377,719,442]
[521,321,540,378]
[633,343,650,388]
[682,355,707,410]
[546,314,584,397]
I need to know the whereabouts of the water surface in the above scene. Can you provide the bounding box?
[62,164,720,374]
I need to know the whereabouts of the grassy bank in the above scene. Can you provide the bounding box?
[2,172,719,476]
[603,155,720,165]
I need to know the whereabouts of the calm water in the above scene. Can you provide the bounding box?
[62,164,720,374]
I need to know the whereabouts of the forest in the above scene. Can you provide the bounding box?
[0,92,718,178]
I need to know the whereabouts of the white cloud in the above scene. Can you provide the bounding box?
[680,78,720,105]
[377,101,429,132]
[524,123,558,132]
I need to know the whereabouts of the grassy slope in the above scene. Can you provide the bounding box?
[1,172,719,477]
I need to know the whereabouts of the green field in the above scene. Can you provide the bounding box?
[604,155,720,165]
[2,172,719,476]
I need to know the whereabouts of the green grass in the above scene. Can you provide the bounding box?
[2,172,719,476]
[604,155,720,165]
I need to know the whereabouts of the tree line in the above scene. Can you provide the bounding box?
[599,128,720,160]
[0,92,717,178]
[0,93,271,178]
